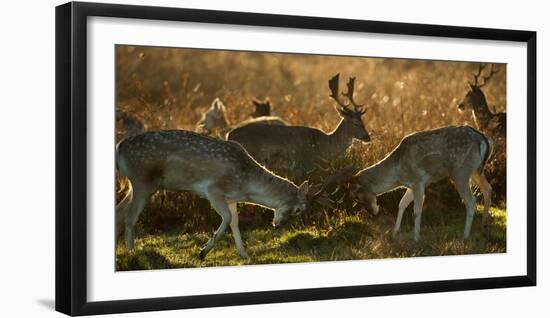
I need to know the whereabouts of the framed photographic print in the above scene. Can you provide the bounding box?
[55,1,537,316]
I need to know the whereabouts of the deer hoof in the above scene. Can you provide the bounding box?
[199,249,208,261]
[238,251,250,259]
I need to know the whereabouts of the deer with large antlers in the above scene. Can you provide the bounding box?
[316,125,493,241]
[227,74,370,177]
[458,64,506,137]
[196,98,287,138]
[115,130,316,259]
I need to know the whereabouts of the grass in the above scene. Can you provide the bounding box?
[116,205,506,270]
[115,45,507,270]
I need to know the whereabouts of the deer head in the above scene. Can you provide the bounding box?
[329,73,370,142]
[116,110,146,140]
[458,64,499,112]
[272,178,341,227]
[309,165,381,215]
[272,181,309,227]
[251,98,272,118]
[196,98,229,134]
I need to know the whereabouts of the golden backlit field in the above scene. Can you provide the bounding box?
[115,45,507,270]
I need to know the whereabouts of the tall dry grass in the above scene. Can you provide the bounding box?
[115,45,506,246]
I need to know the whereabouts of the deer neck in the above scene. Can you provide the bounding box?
[245,170,297,210]
[357,153,401,195]
[472,100,494,130]
[325,118,355,157]
[217,126,233,139]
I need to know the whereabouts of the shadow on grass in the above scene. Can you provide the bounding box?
[116,206,506,271]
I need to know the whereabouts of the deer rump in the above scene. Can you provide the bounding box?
[227,123,330,172]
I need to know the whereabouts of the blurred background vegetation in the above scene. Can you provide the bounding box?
[115,45,506,270]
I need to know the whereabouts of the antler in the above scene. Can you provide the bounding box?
[329,73,366,115]
[329,74,347,109]
[309,165,356,203]
[479,64,499,87]
[469,64,486,87]
[343,77,366,114]
[306,183,333,208]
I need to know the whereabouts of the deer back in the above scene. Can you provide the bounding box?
[197,98,287,138]
[231,116,287,131]
[117,130,268,194]
[227,123,330,166]
[392,125,491,184]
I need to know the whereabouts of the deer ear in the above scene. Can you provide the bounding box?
[212,98,225,110]
[297,181,309,199]
[212,98,219,109]
[252,99,260,107]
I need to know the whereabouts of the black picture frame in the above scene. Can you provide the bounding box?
[55,1,537,316]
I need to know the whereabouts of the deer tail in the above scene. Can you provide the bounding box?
[465,126,492,175]
[478,131,493,174]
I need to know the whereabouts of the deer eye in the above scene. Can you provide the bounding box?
[293,207,302,216]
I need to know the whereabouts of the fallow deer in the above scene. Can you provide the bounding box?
[195,98,287,138]
[116,110,146,141]
[251,98,273,118]
[317,125,493,241]
[227,73,370,176]
[115,130,312,259]
[458,64,506,137]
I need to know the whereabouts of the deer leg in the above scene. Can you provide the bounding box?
[472,172,493,226]
[453,175,476,239]
[199,192,232,260]
[115,181,133,246]
[228,202,249,259]
[412,186,425,242]
[393,188,414,237]
[124,181,154,250]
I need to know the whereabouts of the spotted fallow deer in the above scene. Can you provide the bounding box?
[458,64,506,137]
[318,125,493,241]
[227,74,370,176]
[195,98,287,138]
[115,130,312,259]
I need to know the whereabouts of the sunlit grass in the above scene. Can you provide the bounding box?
[116,205,506,270]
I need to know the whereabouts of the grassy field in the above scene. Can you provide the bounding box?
[115,45,507,270]
[116,206,506,270]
